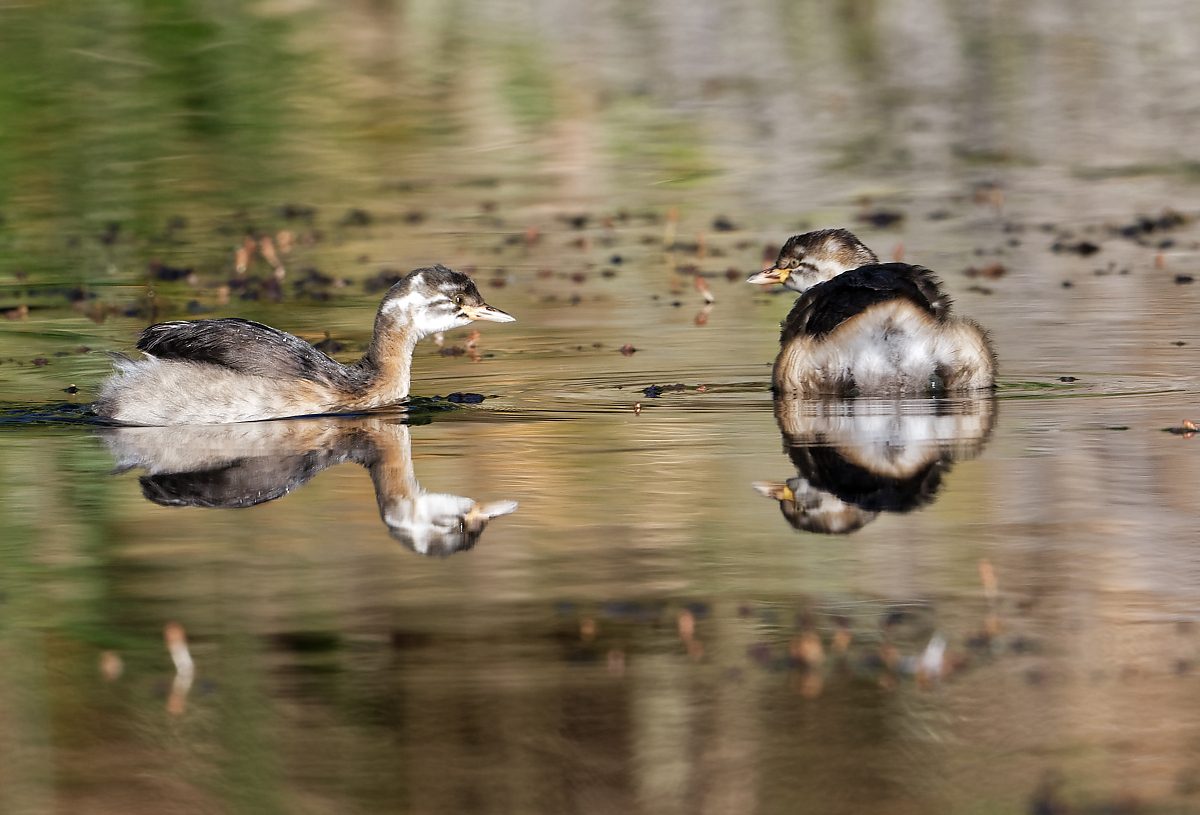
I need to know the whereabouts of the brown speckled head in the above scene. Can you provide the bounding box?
[748,228,879,292]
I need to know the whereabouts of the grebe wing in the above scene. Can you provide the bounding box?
[137,318,340,383]
[782,264,945,341]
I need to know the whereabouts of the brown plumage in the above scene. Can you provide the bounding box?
[748,229,995,396]
[95,266,515,425]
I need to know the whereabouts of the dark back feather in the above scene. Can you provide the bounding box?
[786,444,946,514]
[781,263,950,343]
[137,318,365,388]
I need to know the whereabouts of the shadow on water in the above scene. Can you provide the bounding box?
[99,416,517,557]
[755,395,995,535]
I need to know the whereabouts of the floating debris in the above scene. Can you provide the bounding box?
[445,392,485,404]
[363,269,405,293]
[1163,419,1198,437]
[964,262,1007,279]
[340,208,372,227]
[278,203,317,221]
[99,650,123,682]
[619,344,638,356]
[149,260,193,282]
[642,383,690,398]
[1052,239,1101,256]
[694,276,715,304]
[857,209,905,229]
[313,332,344,354]
[164,621,194,716]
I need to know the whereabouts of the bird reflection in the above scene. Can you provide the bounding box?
[755,396,995,534]
[99,418,517,555]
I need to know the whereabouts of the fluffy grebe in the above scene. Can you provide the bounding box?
[95,265,514,425]
[747,229,995,396]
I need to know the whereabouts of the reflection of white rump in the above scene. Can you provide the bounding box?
[99,417,517,556]
[755,396,995,535]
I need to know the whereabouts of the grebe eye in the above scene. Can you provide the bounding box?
[453,294,466,306]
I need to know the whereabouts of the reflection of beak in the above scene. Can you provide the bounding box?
[746,267,789,286]
[463,303,516,323]
[752,481,795,502]
[463,500,520,532]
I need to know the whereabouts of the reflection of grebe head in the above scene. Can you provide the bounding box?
[754,479,878,535]
[381,494,519,557]
[747,228,879,292]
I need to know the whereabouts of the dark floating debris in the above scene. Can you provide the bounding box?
[149,260,193,282]
[1163,419,1198,437]
[1052,239,1101,256]
[1058,376,1078,382]
[339,208,372,227]
[63,384,79,394]
[857,209,905,229]
[642,383,688,398]
[98,221,121,246]
[963,263,1007,279]
[444,392,485,404]
[1114,209,1188,240]
[278,203,317,222]
[1174,274,1194,284]
[711,215,738,232]
[619,344,638,356]
[314,332,344,354]
[363,269,405,293]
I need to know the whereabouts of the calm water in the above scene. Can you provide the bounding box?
[2,2,1200,813]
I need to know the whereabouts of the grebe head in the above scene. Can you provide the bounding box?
[379,265,515,338]
[747,228,878,292]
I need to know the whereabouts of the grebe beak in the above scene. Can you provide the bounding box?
[746,267,790,286]
[463,303,516,323]
[752,481,795,502]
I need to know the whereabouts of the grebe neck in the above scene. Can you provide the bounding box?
[353,316,422,404]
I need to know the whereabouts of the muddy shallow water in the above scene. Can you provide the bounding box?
[3,2,1200,814]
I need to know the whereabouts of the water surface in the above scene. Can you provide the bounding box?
[2,2,1200,813]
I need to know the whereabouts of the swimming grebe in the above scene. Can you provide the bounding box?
[95,265,514,425]
[747,229,995,396]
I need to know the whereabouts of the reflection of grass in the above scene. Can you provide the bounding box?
[608,99,715,186]
[496,42,558,128]
[0,1,303,279]
[1073,161,1200,180]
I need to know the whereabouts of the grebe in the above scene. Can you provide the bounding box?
[747,229,995,396]
[95,265,514,426]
